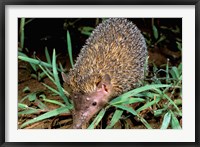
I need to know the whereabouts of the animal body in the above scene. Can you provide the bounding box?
[62,18,148,129]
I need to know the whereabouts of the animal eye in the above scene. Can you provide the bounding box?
[92,102,97,106]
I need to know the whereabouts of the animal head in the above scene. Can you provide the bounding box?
[62,72,113,129]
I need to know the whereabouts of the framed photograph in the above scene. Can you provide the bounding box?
[0,0,199,146]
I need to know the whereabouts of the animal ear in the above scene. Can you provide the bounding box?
[61,72,68,83]
[97,74,112,93]
[102,74,111,85]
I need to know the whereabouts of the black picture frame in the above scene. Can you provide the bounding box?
[0,0,199,147]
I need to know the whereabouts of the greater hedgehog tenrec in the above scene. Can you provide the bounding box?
[62,18,148,129]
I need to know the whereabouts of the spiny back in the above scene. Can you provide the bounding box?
[66,18,147,97]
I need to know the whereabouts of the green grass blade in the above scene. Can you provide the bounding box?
[155,35,166,44]
[153,62,158,73]
[22,86,30,93]
[136,97,161,113]
[78,26,94,36]
[88,109,106,129]
[110,98,145,105]
[122,98,145,105]
[20,92,37,103]
[110,84,171,104]
[113,105,152,129]
[20,18,25,49]
[67,31,74,67]
[52,49,70,105]
[40,66,69,98]
[18,56,52,69]
[24,18,35,25]
[170,110,181,129]
[20,106,72,128]
[176,41,182,51]
[106,109,123,129]
[161,111,171,129]
[140,118,152,129]
[172,66,180,78]
[174,99,182,106]
[39,94,66,107]
[179,75,182,80]
[153,88,182,116]
[34,99,49,110]
[152,25,159,40]
[18,52,37,71]
[113,105,137,116]
[45,47,51,64]
[43,98,66,107]
[18,103,28,109]
[38,71,47,81]
[163,93,182,116]
[42,83,60,95]
[153,107,167,117]
[121,84,170,98]
[142,92,160,99]
[178,63,182,74]
[27,93,36,102]
[170,67,179,79]
[18,109,41,115]
[59,62,64,71]
[39,65,55,83]
[44,65,54,76]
